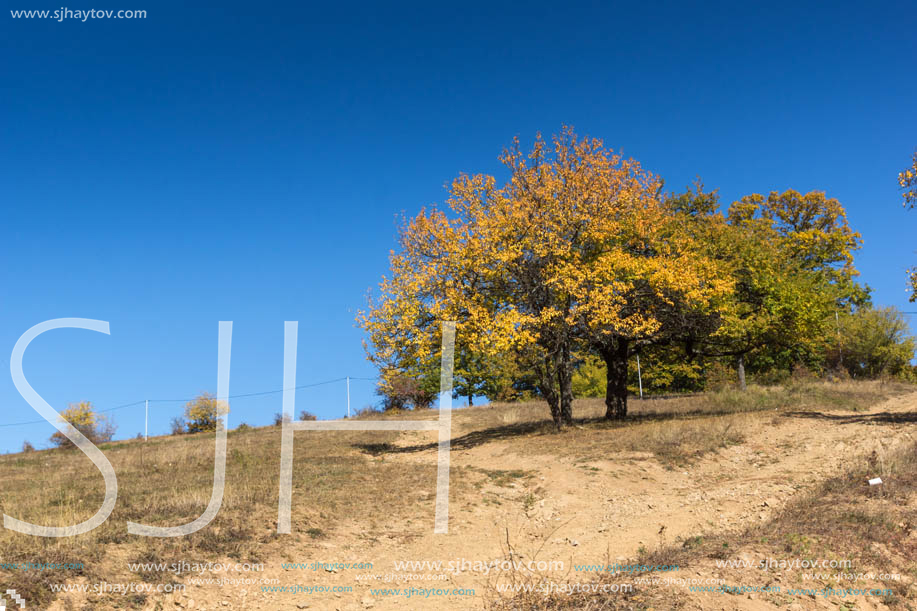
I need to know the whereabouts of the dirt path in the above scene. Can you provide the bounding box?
[169,391,917,611]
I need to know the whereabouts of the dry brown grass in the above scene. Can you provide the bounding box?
[612,437,917,609]
[366,380,912,468]
[0,379,910,608]
[0,425,438,608]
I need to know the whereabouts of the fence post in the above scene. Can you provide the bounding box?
[636,355,644,400]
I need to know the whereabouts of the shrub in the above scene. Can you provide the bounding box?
[21,440,35,453]
[299,410,317,421]
[377,374,435,411]
[354,405,380,418]
[704,361,737,391]
[752,367,791,386]
[273,412,292,426]
[50,401,116,448]
[236,422,251,432]
[170,416,186,436]
[826,306,917,380]
[791,363,817,384]
[183,393,228,433]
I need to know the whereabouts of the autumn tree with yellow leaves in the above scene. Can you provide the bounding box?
[359,129,732,427]
[183,392,228,433]
[50,401,116,448]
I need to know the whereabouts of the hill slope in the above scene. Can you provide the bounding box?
[0,380,914,610]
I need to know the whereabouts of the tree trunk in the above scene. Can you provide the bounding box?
[467,395,473,407]
[538,355,563,428]
[602,338,629,420]
[737,354,747,391]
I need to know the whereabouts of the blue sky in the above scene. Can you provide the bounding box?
[1,0,915,452]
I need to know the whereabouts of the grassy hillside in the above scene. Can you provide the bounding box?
[0,379,912,609]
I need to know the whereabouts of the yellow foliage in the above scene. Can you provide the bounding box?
[899,151,917,209]
[359,128,733,425]
[900,151,917,301]
[50,401,115,447]
[183,393,228,433]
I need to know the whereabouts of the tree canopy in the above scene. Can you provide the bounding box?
[50,401,116,448]
[359,128,732,426]
[683,187,865,386]
[360,130,886,424]
[183,393,228,433]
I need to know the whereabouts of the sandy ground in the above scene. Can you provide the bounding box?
[78,391,917,611]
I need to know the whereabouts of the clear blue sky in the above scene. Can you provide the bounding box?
[1,1,915,452]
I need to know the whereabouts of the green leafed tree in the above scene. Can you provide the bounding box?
[682,187,867,387]
[827,306,916,379]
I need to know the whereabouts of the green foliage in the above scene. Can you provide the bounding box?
[629,345,704,393]
[674,186,869,386]
[827,306,916,380]
[571,354,606,398]
[572,347,706,397]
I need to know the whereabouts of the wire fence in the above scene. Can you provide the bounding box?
[0,376,378,429]
[6,312,917,431]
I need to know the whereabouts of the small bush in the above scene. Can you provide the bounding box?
[354,405,381,418]
[236,422,251,432]
[377,374,435,410]
[21,440,35,453]
[169,417,186,436]
[299,410,317,421]
[273,412,292,426]
[825,365,852,383]
[704,361,737,391]
[184,393,228,433]
[753,367,791,386]
[791,363,816,384]
[50,401,116,449]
